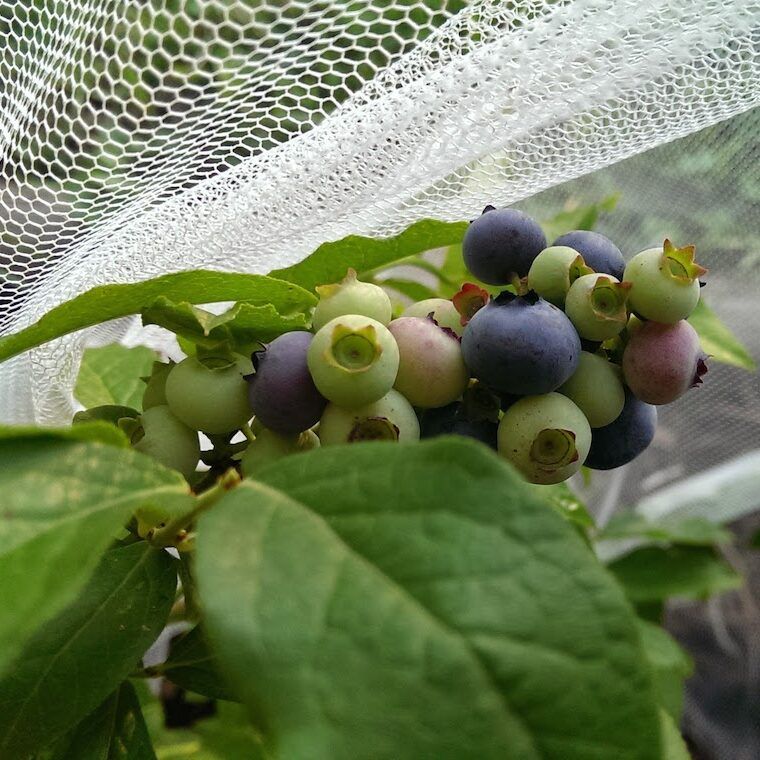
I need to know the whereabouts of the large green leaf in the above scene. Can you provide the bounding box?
[0,272,316,363]
[659,710,691,760]
[688,299,755,370]
[142,298,309,352]
[51,681,156,760]
[608,546,742,604]
[599,513,731,547]
[0,541,176,756]
[160,626,238,702]
[0,432,189,679]
[75,344,158,410]
[270,219,468,292]
[197,439,660,760]
[637,621,693,721]
[0,421,128,447]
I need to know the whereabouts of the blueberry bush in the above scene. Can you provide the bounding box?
[0,203,754,759]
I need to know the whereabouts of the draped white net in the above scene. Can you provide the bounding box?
[0,0,758,430]
[1,2,759,752]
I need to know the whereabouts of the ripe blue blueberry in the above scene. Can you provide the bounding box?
[461,291,581,395]
[584,389,657,470]
[463,207,547,284]
[247,331,327,434]
[418,402,498,450]
[553,230,626,280]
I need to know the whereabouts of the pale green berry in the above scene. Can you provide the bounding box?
[241,427,319,477]
[565,273,632,341]
[527,246,593,307]
[132,405,200,480]
[558,351,625,428]
[388,317,469,408]
[318,389,420,445]
[497,393,591,485]
[313,268,392,331]
[401,298,463,336]
[165,355,252,434]
[307,314,399,407]
[624,239,707,323]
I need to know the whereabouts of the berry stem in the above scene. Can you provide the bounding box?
[150,468,241,548]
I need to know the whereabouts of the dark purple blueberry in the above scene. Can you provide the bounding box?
[247,331,327,435]
[451,417,498,450]
[585,389,657,470]
[553,230,625,280]
[463,207,547,284]
[418,402,459,438]
[461,291,581,395]
[418,402,497,450]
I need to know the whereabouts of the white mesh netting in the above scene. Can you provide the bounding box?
[0,0,758,428]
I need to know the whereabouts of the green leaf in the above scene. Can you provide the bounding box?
[659,709,691,760]
[142,298,309,353]
[0,434,189,679]
[270,219,468,292]
[599,513,731,547]
[688,299,755,370]
[51,681,156,760]
[539,194,620,242]
[75,344,158,410]
[197,439,660,760]
[438,243,502,298]
[534,482,596,531]
[379,278,438,303]
[0,271,316,363]
[73,404,141,428]
[161,626,238,702]
[0,421,128,447]
[608,546,742,603]
[0,541,177,756]
[637,621,693,720]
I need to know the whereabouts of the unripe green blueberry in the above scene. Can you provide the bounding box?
[402,298,463,336]
[134,494,191,539]
[527,246,593,307]
[565,273,632,341]
[132,405,200,480]
[558,351,625,428]
[165,355,252,434]
[313,268,392,331]
[623,239,707,323]
[241,427,319,478]
[318,389,420,445]
[497,393,591,485]
[387,317,469,408]
[142,361,175,409]
[307,315,399,407]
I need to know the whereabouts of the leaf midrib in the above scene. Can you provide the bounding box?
[0,545,163,752]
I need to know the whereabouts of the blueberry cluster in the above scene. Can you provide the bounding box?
[126,206,709,487]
